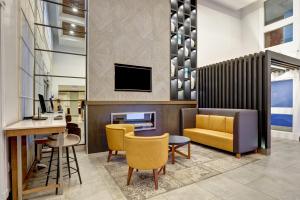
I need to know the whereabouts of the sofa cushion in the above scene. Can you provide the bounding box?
[184,128,233,152]
[209,115,226,132]
[196,114,210,129]
[225,117,234,134]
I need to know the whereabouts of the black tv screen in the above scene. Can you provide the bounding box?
[115,64,152,92]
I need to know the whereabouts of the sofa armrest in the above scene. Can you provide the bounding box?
[180,108,198,134]
[233,110,258,153]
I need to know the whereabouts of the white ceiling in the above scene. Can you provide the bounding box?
[210,0,257,10]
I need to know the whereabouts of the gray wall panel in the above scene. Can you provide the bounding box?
[218,63,222,108]
[208,67,212,108]
[205,67,208,107]
[226,61,230,108]
[233,59,238,108]
[243,58,247,108]
[229,60,233,108]
[238,58,243,108]
[252,55,257,109]
[215,64,219,107]
[247,56,252,109]
[197,52,269,150]
[222,62,226,107]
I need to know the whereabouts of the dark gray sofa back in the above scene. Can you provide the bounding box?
[198,108,253,117]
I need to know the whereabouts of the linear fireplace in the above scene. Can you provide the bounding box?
[111,111,156,131]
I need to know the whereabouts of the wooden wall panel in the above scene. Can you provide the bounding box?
[87,102,196,153]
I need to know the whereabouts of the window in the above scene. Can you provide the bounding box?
[33,0,87,144]
[265,24,293,48]
[264,0,293,25]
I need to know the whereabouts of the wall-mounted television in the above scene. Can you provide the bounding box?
[114,63,152,92]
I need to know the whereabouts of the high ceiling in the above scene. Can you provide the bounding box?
[210,0,257,10]
[47,0,86,50]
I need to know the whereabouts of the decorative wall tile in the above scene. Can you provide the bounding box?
[88,0,170,101]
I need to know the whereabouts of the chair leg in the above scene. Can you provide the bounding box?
[153,169,158,190]
[127,167,134,186]
[107,150,112,162]
[115,151,118,155]
[72,146,82,184]
[66,147,71,178]
[163,165,166,175]
[46,148,54,186]
[55,149,59,195]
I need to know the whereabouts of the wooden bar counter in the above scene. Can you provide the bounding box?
[4,113,66,200]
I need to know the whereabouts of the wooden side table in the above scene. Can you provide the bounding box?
[168,135,191,164]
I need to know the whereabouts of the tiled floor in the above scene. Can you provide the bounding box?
[28,137,300,200]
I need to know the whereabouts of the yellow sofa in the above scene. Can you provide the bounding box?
[184,115,234,153]
[182,108,258,158]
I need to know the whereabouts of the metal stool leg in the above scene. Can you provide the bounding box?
[46,148,54,186]
[72,146,82,184]
[66,147,71,178]
[56,148,60,195]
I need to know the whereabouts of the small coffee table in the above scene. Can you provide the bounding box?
[168,135,191,164]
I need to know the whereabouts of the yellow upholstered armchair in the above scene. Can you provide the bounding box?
[105,124,135,162]
[124,132,169,190]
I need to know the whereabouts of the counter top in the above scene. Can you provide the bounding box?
[87,101,197,105]
[4,113,66,132]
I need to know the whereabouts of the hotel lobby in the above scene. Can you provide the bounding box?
[1,0,300,199]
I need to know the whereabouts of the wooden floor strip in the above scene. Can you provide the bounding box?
[22,184,59,196]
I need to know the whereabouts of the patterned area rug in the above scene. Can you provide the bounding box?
[104,143,264,200]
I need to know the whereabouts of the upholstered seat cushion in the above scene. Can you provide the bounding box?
[184,128,233,152]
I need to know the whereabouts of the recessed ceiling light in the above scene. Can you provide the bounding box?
[72,7,78,13]
[71,23,76,28]
[69,30,74,35]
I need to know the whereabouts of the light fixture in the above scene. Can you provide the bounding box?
[72,7,78,13]
[271,65,287,71]
[71,23,76,28]
[69,30,74,35]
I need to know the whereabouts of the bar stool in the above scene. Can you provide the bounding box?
[46,132,82,194]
